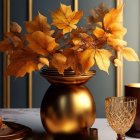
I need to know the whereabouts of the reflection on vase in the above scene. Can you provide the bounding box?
[40,68,96,134]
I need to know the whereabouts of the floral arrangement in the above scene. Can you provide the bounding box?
[0,3,139,77]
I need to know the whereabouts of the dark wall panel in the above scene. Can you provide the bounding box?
[79,0,115,117]
[10,0,28,108]
[32,0,72,108]
[0,0,3,107]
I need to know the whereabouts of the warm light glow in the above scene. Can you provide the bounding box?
[127,83,140,88]
[72,92,92,113]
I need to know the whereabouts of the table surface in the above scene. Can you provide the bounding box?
[0,109,139,140]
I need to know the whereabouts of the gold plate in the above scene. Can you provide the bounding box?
[0,121,32,139]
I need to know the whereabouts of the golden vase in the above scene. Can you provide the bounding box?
[40,69,96,134]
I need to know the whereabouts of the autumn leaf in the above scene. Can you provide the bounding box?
[95,49,112,73]
[63,48,82,74]
[122,47,139,61]
[26,31,58,56]
[25,13,54,35]
[51,3,83,34]
[62,47,96,74]
[0,36,24,53]
[72,33,95,50]
[0,22,24,53]
[80,33,94,44]
[93,27,106,38]
[114,58,122,67]
[70,27,84,38]
[0,39,13,53]
[50,53,67,74]
[11,36,23,48]
[109,23,127,39]
[70,28,85,49]
[39,57,49,66]
[38,57,49,70]
[72,37,82,46]
[94,24,127,40]
[104,4,123,29]
[107,36,127,49]
[88,3,109,24]
[93,4,127,52]
[104,5,127,47]
[10,22,22,33]
[78,48,95,73]
[6,49,40,77]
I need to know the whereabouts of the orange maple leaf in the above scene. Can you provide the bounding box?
[78,48,95,73]
[26,31,58,56]
[63,48,82,74]
[0,23,24,53]
[93,4,127,50]
[6,48,40,77]
[25,13,54,35]
[51,3,83,34]
[62,47,96,74]
[50,53,67,74]
[104,5,123,29]
[0,39,13,53]
[5,32,25,49]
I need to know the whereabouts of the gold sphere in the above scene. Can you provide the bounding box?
[41,84,96,134]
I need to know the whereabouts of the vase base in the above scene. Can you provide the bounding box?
[47,128,98,140]
[126,128,140,138]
